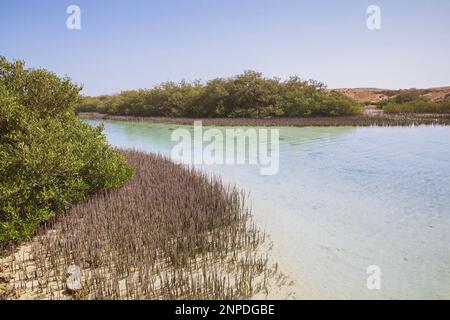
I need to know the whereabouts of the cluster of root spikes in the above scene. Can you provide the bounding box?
[1,150,278,300]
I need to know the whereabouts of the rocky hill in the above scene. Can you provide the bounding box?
[335,87,450,104]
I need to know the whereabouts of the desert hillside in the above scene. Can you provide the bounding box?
[335,87,450,104]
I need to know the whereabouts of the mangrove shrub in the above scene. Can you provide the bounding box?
[381,90,450,114]
[77,71,362,118]
[0,57,133,241]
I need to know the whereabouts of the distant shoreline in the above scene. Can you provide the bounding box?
[78,112,450,127]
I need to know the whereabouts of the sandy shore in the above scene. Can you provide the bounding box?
[0,238,297,300]
[0,151,296,300]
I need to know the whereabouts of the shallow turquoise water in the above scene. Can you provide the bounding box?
[88,120,450,299]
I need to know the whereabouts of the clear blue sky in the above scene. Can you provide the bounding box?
[1,0,449,95]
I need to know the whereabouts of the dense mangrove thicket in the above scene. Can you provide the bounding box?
[1,150,280,300]
[77,71,362,118]
[380,90,450,114]
[0,57,132,242]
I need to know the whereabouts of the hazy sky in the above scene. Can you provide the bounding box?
[1,0,449,95]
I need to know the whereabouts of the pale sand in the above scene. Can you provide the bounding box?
[1,234,299,300]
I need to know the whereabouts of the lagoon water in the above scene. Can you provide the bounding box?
[88,120,450,299]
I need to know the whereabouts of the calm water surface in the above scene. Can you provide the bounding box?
[88,120,450,299]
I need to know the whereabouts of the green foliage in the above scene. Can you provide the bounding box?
[76,95,111,113]
[0,57,133,241]
[77,71,362,118]
[381,91,450,114]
